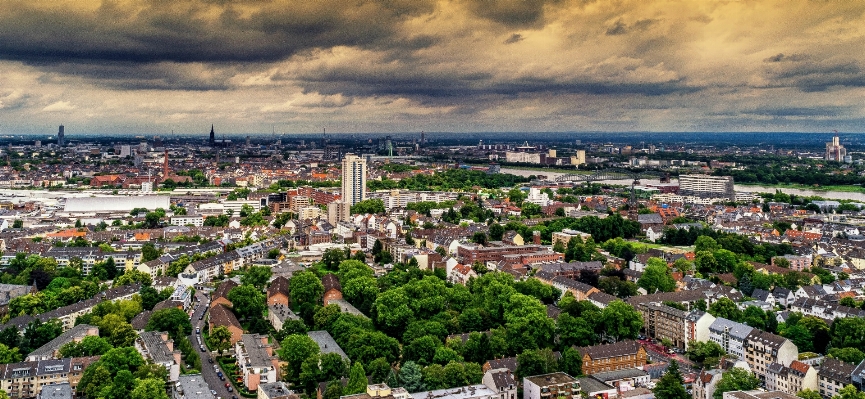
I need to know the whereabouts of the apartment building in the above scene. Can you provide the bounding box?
[174,374,216,399]
[576,341,647,375]
[818,359,855,399]
[0,356,100,399]
[26,325,99,361]
[708,318,754,360]
[764,361,817,395]
[267,277,290,306]
[135,331,182,382]
[743,330,798,381]
[693,369,723,399]
[522,372,580,399]
[235,334,278,392]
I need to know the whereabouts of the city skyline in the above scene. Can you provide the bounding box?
[2,0,865,135]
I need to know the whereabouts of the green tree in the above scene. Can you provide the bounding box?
[403,336,441,366]
[351,199,386,215]
[515,348,558,380]
[399,361,425,392]
[828,347,865,364]
[599,301,643,342]
[559,346,582,377]
[278,334,320,382]
[241,266,273,289]
[209,326,233,355]
[367,357,392,384]
[694,236,719,252]
[796,390,822,399]
[345,362,367,394]
[637,258,676,293]
[708,298,743,322]
[146,308,192,339]
[113,269,152,287]
[556,313,597,347]
[227,284,267,319]
[830,317,865,352]
[320,353,349,382]
[655,360,688,399]
[344,276,379,315]
[141,243,160,262]
[372,289,414,336]
[290,271,325,308]
[836,385,865,399]
[314,304,343,331]
[0,343,21,364]
[713,368,760,399]
[489,224,505,241]
[685,341,725,367]
[131,378,170,399]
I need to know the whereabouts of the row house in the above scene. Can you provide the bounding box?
[534,273,599,301]
[818,358,855,399]
[535,262,604,280]
[499,251,563,267]
[764,361,817,395]
[34,284,140,331]
[0,356,100,399]
[456,244,546,264]
[743,330,798,381]
[26,324,99,361]
[182,251,239,281]
[576,341,647,375]
[789,297,865,321]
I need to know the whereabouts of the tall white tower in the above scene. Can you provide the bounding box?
[341,153,367,206]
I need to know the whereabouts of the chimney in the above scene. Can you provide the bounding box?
[533,231,541,245]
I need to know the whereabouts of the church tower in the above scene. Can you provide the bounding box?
[209,125,215,146]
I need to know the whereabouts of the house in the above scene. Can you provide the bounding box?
[321,274,343,306]
[577,341,647,375]
[268,304,300,331]
[818,358,855,399]
[534,273,599,301]
[482,369,517,399]
[267,277,290,306]
[772,287,795,307]
[693,369,723,399]
[134,331,181,382]
[522,372,580,399]
[589,369,650,392]
[750,289,775,307]
[38,382,72,399]
[211,280,238,309]
[236,334,278,392]
[209,304,243,345]
[447,263,478,285]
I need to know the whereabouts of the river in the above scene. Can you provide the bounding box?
[500,167,865,202]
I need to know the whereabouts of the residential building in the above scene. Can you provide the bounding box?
[743,330,798,381]
[708,318,753,360]
[175,374,216,399]
[764,361,817,395]
[135,331,182,382]
[341,154,367,207]
[37,383,72,399]
[236,334,278,392]
[258,382,296,399]
[635,303,691,351]
[720,390,799,399]
[678,175,735,201]
[267,277,290,306]
[26,324,99,361]
[322,274,343,306]
[693,369,723,399]
[482,369,517,399]
[307,331,348,362]
[818,358,855,399]
[211,280,238,309]
[576,341,647,375]
[0,356,100,399]
[589,369,650,392]
[209,304,243,345]
[522,372,580,399]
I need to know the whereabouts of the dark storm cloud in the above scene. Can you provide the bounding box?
[746,106,847,117]
[463,0,554,27]
[762,57,865,91]
[606,18,658,36]
[0,0,436,64]
[504,34,524,44]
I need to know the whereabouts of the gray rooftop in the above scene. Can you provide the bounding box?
[589,369,649,383]
[258,382,295,399]
[268,304,300,322]
[38,382,72,399]
[238,334,273,368]
[525,372,577,387]
[576,377,615,394]
[27,325,98,360]
[176,374,215,399]
[330,299,368,318]
[709,317,754,340]
[307,331,348,361]
[410,384,495,399]
[137,331,176,364]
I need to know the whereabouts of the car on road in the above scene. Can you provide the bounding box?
[210,391,217,396]
[225,383,230,388]
[219,376,225,381]
[196,327,200,334]
[208,358,213,364]
[200,345,206,352]
[227,387,233,392]
[199,315,203,320]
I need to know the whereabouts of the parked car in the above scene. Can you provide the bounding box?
[219,376,225,381]
[199,315,203,320]
[196,327,200,334]
[225,383,230,388]
[208,358,214,364]
[200,345,205,352]
[227,387,233,392]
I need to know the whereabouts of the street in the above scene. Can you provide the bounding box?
[187,290,236,399]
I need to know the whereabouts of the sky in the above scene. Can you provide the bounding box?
[1,0,865,135]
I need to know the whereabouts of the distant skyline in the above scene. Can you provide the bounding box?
[1,0,865,135]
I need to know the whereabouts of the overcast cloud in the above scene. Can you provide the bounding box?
[1,0,865,135]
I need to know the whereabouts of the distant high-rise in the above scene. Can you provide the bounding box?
[57,125,65,146]
[825,134,847,162]
[341,153,367,208]
[209,125,215,146]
